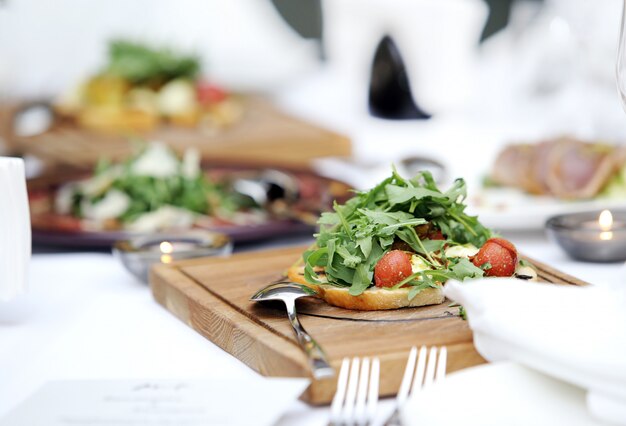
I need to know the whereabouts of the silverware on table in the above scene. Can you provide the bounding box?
[385,346,447,426]
[250,281,335,380]
[329,356,380,426]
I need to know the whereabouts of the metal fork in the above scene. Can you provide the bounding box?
[329,356,380,426]
[385,346,447,426]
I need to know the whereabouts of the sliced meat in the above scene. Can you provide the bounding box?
[490,144,535,191]
[527,139,572,194]
[549,143,624,198]
[490,138,626,199]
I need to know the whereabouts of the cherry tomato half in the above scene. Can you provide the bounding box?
[197,82,227,104]
[472,237,518,277]
[374,250,413,287]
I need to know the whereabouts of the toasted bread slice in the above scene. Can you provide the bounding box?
[286,265,444,311]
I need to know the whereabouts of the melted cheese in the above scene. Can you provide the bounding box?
[410,255,431,274]
[444,243,479,259]
[130,143,179,178]
[81,189,130,221]
[126,205,195,233]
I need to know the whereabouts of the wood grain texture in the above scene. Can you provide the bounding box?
[5,98,350,169]
[149,245,587,405]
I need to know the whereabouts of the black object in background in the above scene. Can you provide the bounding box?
[368,35,431,120]
[271,0,534,46]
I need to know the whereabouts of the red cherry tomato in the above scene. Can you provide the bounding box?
[472,237,518,277]
[374,250,413,287]
[197,82,228,104]
[429,230,445,240]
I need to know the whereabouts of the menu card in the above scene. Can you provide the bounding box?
[1,378,309,426]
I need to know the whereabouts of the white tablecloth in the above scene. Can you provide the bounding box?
[1,231,623,425]
[2,69,626,424]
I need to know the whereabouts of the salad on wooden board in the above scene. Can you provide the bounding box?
[287,167,536,310]
[56,39,241,132]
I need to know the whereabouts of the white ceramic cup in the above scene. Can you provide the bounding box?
[0,157,31,301]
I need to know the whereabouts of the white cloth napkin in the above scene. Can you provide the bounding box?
[401,362,601,426]
[444,279,626,425]
[0,157,31,301]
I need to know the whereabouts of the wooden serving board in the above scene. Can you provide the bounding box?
[2,97,350,170]
[149,245,587,405]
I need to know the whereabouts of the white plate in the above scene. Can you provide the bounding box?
[467,188,626,231]
[400,362,602,426]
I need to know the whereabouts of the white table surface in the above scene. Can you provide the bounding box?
[2,231,624,425]
[2,70,626,425]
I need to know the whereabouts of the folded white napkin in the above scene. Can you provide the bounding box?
[0,157,31,301]
[444,279,626,425]
[401,362,600,426]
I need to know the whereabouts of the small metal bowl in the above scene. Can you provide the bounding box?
[545,210,626,263]
[113,230,233,283]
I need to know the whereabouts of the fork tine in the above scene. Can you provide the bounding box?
[343,357,361,423]
[366,358,380,423]
[423,347,438,388]
[330,357,350,423]
[435,346,447,382]
[410,346,428,395]
[396,346,417,407]
[354,357,370,425]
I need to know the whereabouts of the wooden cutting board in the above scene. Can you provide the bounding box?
[149,245,587,405]
[2,97,350,170]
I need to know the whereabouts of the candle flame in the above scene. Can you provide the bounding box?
[160,254,172,264]
[599,210,613,231]
[600,231,614,241]
[160,241,174,254]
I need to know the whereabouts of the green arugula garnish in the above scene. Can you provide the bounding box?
[106,40,200,85]
[67,144,250,223]
[459,306,467,320]
[304,168,492,298]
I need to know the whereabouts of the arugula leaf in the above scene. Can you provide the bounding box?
[459,306,467,320]
[385,185,445,204]
[69,144,250,223]
[106,39,200,85]
[450,258,485,280]
[303,168,493,296]
[336,245,362,268]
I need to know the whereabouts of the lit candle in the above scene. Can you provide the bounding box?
[157,240,204,264]
[160,241,173,264]
[599,210,613,241]
[546,209,626,262]
[113,231,233,283]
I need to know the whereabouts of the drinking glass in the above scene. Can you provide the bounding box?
[617,0,626,110]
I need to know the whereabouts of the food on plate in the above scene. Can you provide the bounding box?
[489,137,626,199]
[51,142,265,233]
[287,168,536,310]
[56,40,242,132]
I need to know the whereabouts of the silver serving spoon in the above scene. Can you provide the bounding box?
[250,281,335,380]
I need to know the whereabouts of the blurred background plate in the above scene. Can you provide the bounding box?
[27,164,349,249]
[1,97,351,172]
[467,188,626,231]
